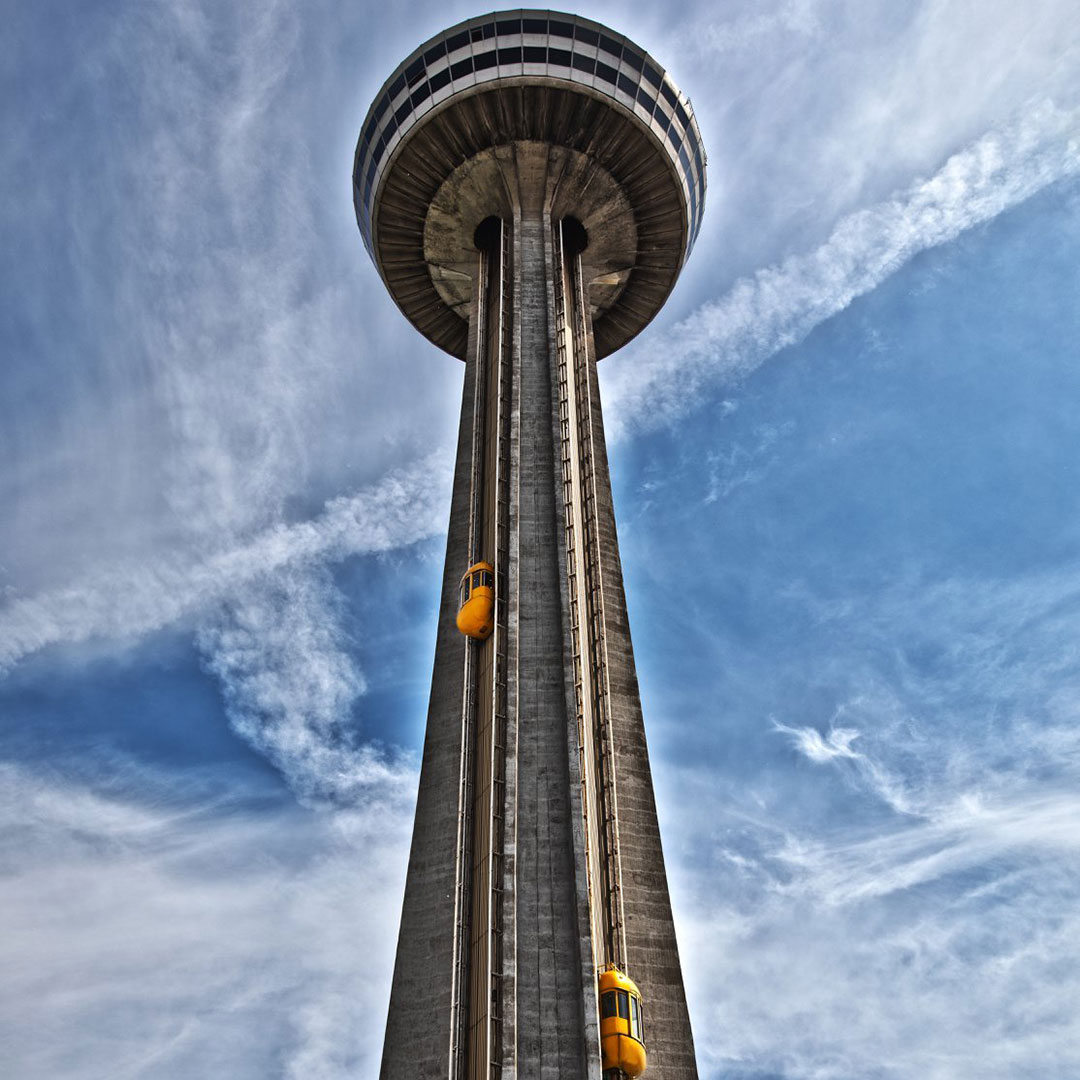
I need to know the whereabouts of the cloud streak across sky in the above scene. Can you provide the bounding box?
[604,99,1080,437]
[0,455,450,673]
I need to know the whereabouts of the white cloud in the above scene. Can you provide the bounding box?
[662,764,1080,1079]
[775,721,860,762]
[0,761,414,1080]
[196,564,407,807]
[603,100,1080,439]
[0,453,450,673]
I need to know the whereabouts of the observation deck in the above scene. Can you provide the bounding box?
[353,9,706,359]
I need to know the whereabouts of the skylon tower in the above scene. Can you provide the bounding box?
[353,11,706,1078]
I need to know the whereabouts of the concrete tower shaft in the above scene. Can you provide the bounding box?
[354,12,705,1080]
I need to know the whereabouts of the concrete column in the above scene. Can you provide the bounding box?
[380,161,696,1080]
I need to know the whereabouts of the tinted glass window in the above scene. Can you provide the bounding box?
[601,992,618,1019]
[549,19,574,37]
[523,18,547,34]
[618,990,629,1019]
[549,47,572,67]
[598,33,622,58]
[462,580,470,603]
[630,995,642,1040]
[595,61,617,85]
[446,30,469,51]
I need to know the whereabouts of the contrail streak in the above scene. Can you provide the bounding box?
[604,99,1080,439]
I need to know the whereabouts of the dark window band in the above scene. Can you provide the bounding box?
[359,23,703,239]
[599,33,622,59]
[595,60,617,84]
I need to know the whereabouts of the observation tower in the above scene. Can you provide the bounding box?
[353,11,706,1079]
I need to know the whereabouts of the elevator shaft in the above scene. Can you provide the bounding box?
[449,211,630,1079]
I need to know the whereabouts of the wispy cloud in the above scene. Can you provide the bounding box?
[774,716,917,815]
[196,564,409,807]
[0,454,449,673]
[0,760,413,1080]
[604,100,1080,439]
[775,721,860,763]
[662,762,1080,1079]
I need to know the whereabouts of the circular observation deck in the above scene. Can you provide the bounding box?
[354,10,706,360]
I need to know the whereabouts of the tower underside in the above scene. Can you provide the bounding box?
[379,149,697,1079]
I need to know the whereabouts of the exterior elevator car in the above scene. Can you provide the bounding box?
[599,965,647,1076]
[456,561,494,639]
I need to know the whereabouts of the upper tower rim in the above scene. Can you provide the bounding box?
[353,9,707,359]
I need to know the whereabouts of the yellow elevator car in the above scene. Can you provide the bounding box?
[456,561,495,640]
[599,965,647,1077]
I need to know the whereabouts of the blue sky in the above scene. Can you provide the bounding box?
[2,1,1079,1077]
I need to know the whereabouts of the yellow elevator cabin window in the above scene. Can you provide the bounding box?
[598,966,647,1077]
[456,561,494,640]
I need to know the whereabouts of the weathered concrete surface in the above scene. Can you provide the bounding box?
[379,347,477,1080]
[580,325,700,1078]
[371,83,689,361]
[509,206,594,1078]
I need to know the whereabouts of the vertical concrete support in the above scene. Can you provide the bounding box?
[576,312,699,1080]
[508,206,594,1078]
[380,340,478,1080]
